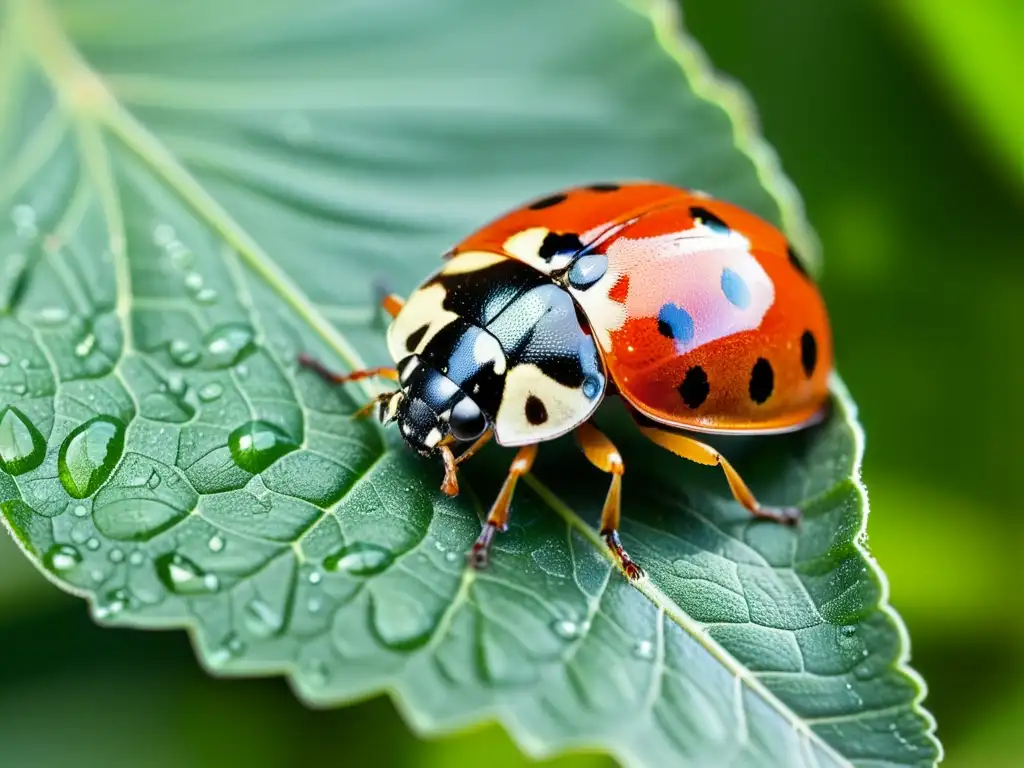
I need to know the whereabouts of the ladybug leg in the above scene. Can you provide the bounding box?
[297,354,399,385]
[468,444,538,570]
[370,276,404,321]
[435,430,493,497]
[574,422,645,581]
[636,424,801,525]
[454,429,494,466]
[380,293,404,319]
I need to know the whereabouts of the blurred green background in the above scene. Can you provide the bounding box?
[1,0,1020,765]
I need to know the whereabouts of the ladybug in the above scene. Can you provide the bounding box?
[300,182,832,580]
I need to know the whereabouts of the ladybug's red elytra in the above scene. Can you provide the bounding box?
[300,182,832,580]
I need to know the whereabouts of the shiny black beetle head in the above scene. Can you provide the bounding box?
[379,355,488,457]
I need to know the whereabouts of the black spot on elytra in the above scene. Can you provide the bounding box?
[749,358,774,404]
[787,245,810,279]
[525,395,548,425]
[801,330,818,378]
[678,366,709,409]
[528,193,568,210]
[405,324,429,352]
[689,206,730,234]
[538,232,584,262]
[587,183,620,192]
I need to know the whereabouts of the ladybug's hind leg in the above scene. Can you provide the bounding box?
[574,422,645,581]
[635,421,800,525]
[468,444,537,570]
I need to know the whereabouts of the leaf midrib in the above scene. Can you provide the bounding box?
[8,0,853,762]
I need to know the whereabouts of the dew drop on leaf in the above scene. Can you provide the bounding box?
[11,204,37,237]
[74,333,96,357]
[108,548,125,563]
[306,659,329,687]
[34,306,69,325]
[853,663,874,680]
[203,324,256,368]
[552,619,585,640]
[168,339,200,367]
[86,537,100,551]
[228,420,298,473]
[44,544,82,574]
[155,553,220,595]
[152,223,176,246]
[0,405,46,475]
[95,588,130,619]
[198,383,224,402]
[307,570,322,584]
[72,504,88,517]
[635,639,655,659]
[323,542,394,576]
[0,352,9,366]
[208,632,247,668]
[207,535,225,553]
[58,416,126,498]
[244,598,284,637]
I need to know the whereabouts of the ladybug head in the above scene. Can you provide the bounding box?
[379,356,489,458]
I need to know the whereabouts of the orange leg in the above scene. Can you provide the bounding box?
[637,424,800,524]
[574,422,644,581]
[439,444,460,496]
[298,354,398,385]
[468,444,538,570]
[435,430,493,497]
[455,429,493,466]
[381,293,404,319]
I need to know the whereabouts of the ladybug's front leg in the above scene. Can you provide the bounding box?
[574,422,645,581]
[468,444,537,570]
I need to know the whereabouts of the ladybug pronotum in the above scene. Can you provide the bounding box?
[300,182,832,579]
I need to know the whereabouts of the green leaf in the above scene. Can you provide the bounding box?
[0,0,939,765]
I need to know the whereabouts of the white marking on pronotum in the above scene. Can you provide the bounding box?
[441,251,507,274]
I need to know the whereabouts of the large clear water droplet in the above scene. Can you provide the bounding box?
[203,324,256,368]
[44,544,82,574]
[58,416,126,498]
[228,420,297,473]
[0,406,46,475]
[323,542,393,577]
[155,553,220,595]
